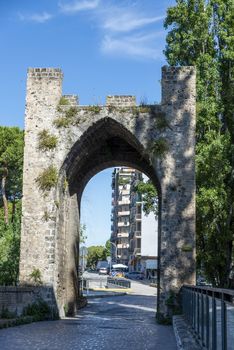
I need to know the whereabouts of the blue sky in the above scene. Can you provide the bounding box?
[0,0,174,246]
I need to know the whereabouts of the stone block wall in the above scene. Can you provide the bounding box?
[0,286,57,316]
[106,95,136,107]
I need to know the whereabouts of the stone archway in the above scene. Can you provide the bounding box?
[19,66,196,318]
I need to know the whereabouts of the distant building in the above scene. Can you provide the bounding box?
[111,167,135,265]
[111,167,158,276]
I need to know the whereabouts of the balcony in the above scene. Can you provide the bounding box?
[120,189,130,195]
[118,199,130,205]
[117,222,130,227]
[117,243,129,249]
[134,231,141,237]
[117,233,129,238]
[135,214,141,220]
[133,248,141,256]
[118,211,130,216]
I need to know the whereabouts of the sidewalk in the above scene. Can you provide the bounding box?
[83,289,128,298]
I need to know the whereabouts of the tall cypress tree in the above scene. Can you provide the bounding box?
[164,0,234,287]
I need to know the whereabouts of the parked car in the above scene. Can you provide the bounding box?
[99,267,109,275]
[125,271,144,280]
[196,276,212,287]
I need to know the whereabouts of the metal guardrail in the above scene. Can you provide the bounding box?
[107,277,131,289]
[182,285,234,350]
[82,278,106,290]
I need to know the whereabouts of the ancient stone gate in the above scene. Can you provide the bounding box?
[19,66,196,318]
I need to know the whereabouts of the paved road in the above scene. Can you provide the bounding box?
[0,294,177,350]
[82,271,157,296]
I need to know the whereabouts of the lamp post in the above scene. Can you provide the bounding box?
[109,241,117,271]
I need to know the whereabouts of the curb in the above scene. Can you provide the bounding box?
[86,288,132,292]
[173,316,202,350]
[84,292,127,299]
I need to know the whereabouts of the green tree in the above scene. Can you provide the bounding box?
[164,0,234,287]
[134,180,158,216]
[105,239,111,256]
[0,201,21,285]
[86,245,107,269]
[79,224,87,244]
[0,126,24,285]
[0,127,24,224]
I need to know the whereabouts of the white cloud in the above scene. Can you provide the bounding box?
[103,14,164,33]
[101,32,164,60]
[59,0,100,14]
[18,12,53,23]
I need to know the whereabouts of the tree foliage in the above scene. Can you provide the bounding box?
[0,201,21,285]
[164,0,234,287]
[86,240,110,269]
[79,224,87,244]
[86,246,107,268]
[0,126,24,285]
[0,127,24,201]
[134,180,158,216]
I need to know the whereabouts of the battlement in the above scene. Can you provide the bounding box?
[27,68,63,79]
[62,95,79,106]
[106,95,136,107]
[162,65,195,80]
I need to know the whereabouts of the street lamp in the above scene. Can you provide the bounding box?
[109,241,117,271]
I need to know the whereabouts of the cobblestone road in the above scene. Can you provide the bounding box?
[0,294,177,350]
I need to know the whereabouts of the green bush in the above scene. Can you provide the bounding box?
[23,299,51,321]
[1,307,16,319]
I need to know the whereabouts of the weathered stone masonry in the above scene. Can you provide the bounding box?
[19,66,196,318]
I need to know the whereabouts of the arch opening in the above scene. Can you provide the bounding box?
[60,117,161,200]
[56,118,161,316]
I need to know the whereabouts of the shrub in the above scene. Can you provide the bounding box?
[23,299,51,321]
[1,307,16,319]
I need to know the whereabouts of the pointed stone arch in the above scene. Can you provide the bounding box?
[19,66,196,319]
[61,117,161,198]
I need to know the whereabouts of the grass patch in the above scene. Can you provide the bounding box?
[38,130,58,151]
[54,106,78,128]
[59,96,69,105]
[86,105,102,114]
[36,166,58,191]
[138,106,151,113]
[29,268,43,285]
[148,138,169,158]
[181,244,193,252]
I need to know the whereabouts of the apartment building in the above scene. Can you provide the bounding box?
[111,167,158,277]
[111,167,135,265]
